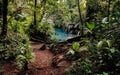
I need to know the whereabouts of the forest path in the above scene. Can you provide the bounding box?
[2,42,71,75]
[27,42,71,75]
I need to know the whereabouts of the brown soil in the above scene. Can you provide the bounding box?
[1,42,71,75]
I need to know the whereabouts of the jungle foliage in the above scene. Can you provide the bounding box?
[0,0,120,74]
[0,32,34,69]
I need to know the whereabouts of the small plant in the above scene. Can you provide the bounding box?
[86,22,95,31]
[72,42,80,52]
[68,58,92,75]
[97,39,111,49]
[36,21,54,37]
[65,41,89,61]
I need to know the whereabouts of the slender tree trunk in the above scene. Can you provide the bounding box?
[0,1,2,18]
[107,0,110,29]
[77,0,83,35]
[1,0,8,37]
[34,0,37,26]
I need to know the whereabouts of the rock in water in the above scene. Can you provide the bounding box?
[40,44,46,50]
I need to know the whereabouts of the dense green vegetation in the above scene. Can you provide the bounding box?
[0,32,34,69]
[0,0,120,74]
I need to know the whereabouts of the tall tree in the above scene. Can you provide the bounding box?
[1,0,8,37]
[107,0,111,29]
[34,0,37,26]
[0,1,2,18]
[77,0,84,36]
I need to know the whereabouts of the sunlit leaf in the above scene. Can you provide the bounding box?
[72,42,80,51]
[97,41,103,49]
[86,22,95,31]
[106,40,111,47]
[102,17,108,24]
[110,48,116,53]
[103,72,109,75]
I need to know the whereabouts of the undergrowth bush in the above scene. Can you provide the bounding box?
[9,15,54,41]
[65,41,89,61]
[36,21,54,37]
[68,38,120,75]
[29,21,54,40]
[0,32,34,69]
[8,15,32,35]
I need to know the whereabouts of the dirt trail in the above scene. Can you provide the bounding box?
[26,42,71,75]
[2,42,71,75]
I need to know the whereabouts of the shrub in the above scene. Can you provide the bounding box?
[8,15,33,35]
[29,21,54,41]
[68,39,120,75]
[66,41,88,61]
[68,59,92,75]
[0,32,34,69]
[36,21,54,37]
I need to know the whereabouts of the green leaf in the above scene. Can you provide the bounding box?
[86,22,95,31]
[103,72,109,75]
[66,49,75,55]
[72,42,80,51]
[110,48,116,53]
[102,17,108,24]
[16,55,26,60]
[97,41,103,49]
[106,40,111,47]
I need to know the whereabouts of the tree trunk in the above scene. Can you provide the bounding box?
[0,1,2,18]
[34,0,37,26]
[107,0,110,29]
[77,0,83,36]
[1,0,8,37]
